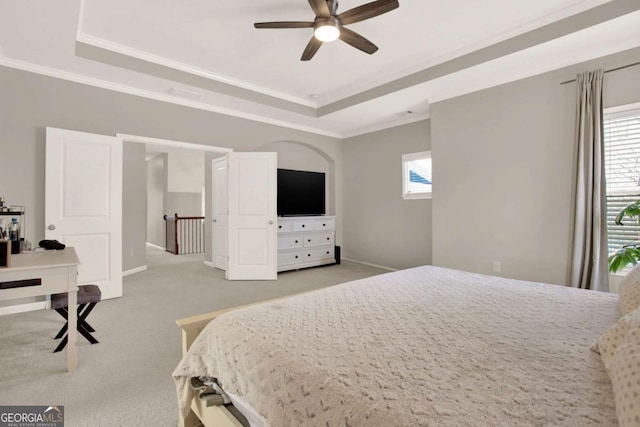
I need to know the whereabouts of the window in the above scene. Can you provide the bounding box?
[402,151,432,199]
[604,106,640,258]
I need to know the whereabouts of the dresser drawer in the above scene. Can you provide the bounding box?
[292,219,316,232]
[305,246,335,262]
[278,251,303,266]
[278,234,303,250]
[314,218,335,231]
[303,232,334,248]
[277,221,292,233]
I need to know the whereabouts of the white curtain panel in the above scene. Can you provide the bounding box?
[570,69,608,292]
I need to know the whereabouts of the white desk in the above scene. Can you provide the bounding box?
[0,248,80,372]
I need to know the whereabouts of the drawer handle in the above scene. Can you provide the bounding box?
[326,251,330,254]
[308,239,311,242]
[302,225,306,228]
[295,255,298,259]
[278,225,282,229]
[322,223,326,226]
[326,237,330,240]
[308,254,311,257]
[295,240,298,243]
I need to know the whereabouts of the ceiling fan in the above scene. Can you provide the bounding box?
[254,0,399,61]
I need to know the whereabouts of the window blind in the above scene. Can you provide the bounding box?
[407,158,432,194]
[604,112,640,255]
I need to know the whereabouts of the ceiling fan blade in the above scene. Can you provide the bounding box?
[301,37,323,61]
[308,0,331,18]
[339,27,378,55]
[338,0,399,25]
[254,21,314,29]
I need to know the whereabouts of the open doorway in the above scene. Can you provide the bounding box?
[119,134,230,277]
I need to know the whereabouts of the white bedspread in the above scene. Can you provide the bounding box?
[174,266,619,426]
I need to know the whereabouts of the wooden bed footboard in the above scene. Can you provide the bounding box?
[176,290,319,427]
[177,307,235,355]
[177,306,250,427]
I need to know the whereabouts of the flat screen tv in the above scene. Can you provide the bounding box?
[278,169,326,216]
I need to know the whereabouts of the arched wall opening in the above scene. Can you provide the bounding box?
[255,141,337,216]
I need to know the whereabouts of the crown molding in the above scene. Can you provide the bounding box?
[75,32,317,109]
[318,0,640,116]
[116,134,233,153]
[316,0,611,107]
[341,113,430,139]
[0,55,342,138]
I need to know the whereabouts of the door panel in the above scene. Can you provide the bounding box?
[46,127,122,299]
[62,141,112,217]
[227,152,277,280]
[63,234,110,283]
[212,157,228,270]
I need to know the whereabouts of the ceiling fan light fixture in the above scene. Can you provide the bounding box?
[314,22,340,42]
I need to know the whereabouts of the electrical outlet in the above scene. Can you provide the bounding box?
[492,261,501,273]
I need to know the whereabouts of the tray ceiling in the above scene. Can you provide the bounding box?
[0,0,639,137]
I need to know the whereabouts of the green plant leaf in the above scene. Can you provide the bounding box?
[615,200,640,225]
[608,245,640,272]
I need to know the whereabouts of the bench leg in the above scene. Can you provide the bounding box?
[79,303,97,332]
[53,336,67,353]
[53,302,99,352]
[78,322,99,345]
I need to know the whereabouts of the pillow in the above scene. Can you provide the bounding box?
[592,308,640,371]
[592,307,640,426]
[619,263,640,316]
[609,324,640,427]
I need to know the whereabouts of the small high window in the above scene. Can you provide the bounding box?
[402,151,432,199]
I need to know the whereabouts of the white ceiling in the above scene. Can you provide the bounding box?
[0,0,639,138]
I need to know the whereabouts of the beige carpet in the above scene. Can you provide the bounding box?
[0,247,385,426]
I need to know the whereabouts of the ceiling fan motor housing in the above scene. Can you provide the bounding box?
[314,16,341,32]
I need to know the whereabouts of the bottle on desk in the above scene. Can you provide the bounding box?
[9,218,19,241]
[9,218,20,254]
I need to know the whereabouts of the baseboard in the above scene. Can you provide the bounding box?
[123,265,148,277]
[0,301,47,316]
[203,261,215,268]
[341,257,397,272]
[145,242,165,250]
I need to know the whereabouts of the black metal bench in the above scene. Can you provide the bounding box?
[51,284,101,353]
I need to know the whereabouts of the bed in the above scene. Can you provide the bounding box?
[173,265,628,426]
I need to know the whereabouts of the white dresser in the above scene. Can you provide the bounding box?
[277,216,336,272]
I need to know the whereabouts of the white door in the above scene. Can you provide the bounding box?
[212,157,228,270]
[226,152,277,280]
[45,127,123,299]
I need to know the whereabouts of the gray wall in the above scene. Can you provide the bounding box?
[258,140,333,215]
[122,142,146,272]
[165,149,204,217]
[342,120,432,269]
[166,192,202,217]
[146,154,167,248]
[0,65,342,274]
[431,47,640,285]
